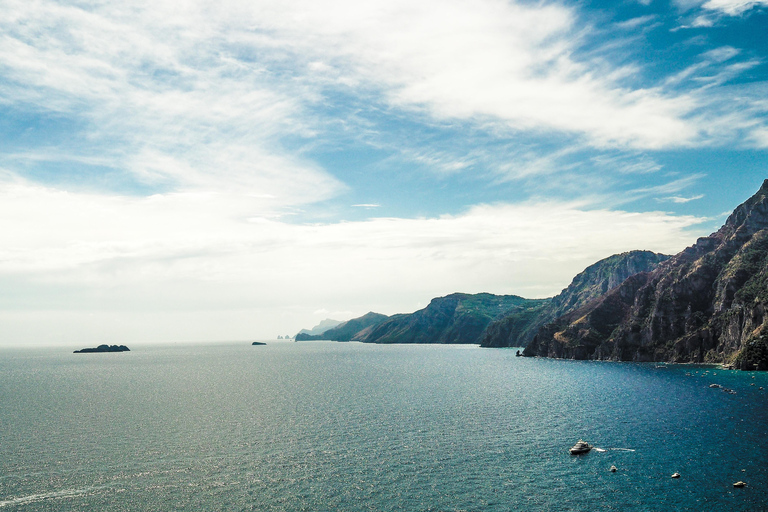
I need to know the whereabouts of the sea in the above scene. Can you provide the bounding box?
[1,341,766,511]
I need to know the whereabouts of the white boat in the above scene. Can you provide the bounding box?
[569,440,592,455]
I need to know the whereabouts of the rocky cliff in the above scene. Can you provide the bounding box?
[295,312,389,341]
[359,293,547,344]
[480,251,669,347]
[524,180,768,370]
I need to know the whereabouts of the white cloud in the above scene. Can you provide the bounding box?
[0,177,707,343]
[0,0,343,203]
[246,0,698,149]
[749,126,768,147]
[615,15,658,29]
[0,0,760,345]
[702,46,741,62]
[0,0,709,177]
[659,194,705,203]
[702,0,768,15]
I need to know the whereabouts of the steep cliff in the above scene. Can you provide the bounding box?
[480,251,669,347]
[360,293,547,344]
[524,180,768,370]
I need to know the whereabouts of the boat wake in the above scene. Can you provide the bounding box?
[0,487,98,507]
[592,447,636,453]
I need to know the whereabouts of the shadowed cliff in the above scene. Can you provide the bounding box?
[480,250,669,348]
[524,180,768,370]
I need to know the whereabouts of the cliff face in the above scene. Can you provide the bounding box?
[295,312,389,341]
[360,293,547,344]
[480,251,669,348]
[525,180,768,370]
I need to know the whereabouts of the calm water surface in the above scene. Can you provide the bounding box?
[1,341,767,511]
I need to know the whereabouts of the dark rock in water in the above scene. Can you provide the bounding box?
[74,344,130,353]
[251,342,267,346]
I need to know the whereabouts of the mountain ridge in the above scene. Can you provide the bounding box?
[524,179,768,370]
[295,312,389,341]
[359,293,547,345]
[480,250,669,348]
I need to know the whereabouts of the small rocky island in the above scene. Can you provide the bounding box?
[251,341,267,346]
[74,344,130,353]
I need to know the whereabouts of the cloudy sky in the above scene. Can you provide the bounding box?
[0,0,766,345]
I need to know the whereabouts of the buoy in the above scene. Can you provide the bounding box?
[734,481,746,488]
[610,465,617,472]
[671,473,681,478]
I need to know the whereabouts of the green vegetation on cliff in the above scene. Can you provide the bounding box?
[360,293,547,345]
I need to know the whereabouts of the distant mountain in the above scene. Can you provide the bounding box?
[296,318,343,337]
[358,293,547,344]
[480,251,669,348]
[295,312,389,341]
[524,180,768,370]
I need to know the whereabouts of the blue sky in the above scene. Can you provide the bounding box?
[0,0,766,344]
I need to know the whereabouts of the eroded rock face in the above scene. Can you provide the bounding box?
[525,180,768,369]
[481,250,669,348]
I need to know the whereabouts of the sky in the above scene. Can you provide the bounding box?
[0,0,767,345]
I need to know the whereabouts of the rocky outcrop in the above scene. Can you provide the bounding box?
[480,251,669,348]
[360,293,547,344]
[74,344,130,353]
[525,180,768,370]
[295,312,389,341]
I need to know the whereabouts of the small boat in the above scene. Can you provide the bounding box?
[569,440,592,455]
[671,472,681,478]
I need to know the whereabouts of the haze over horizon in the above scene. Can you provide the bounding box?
[1,0,767,345]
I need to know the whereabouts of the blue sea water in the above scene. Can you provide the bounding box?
[0,341,767,511]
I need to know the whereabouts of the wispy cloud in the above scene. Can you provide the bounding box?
[702,0,768,15]
[0,0,707,176]
[615,15,659,30]
[0,0,763,343]
[659,194,705,203]
[0,0,343,204]
[0,0,764,200]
